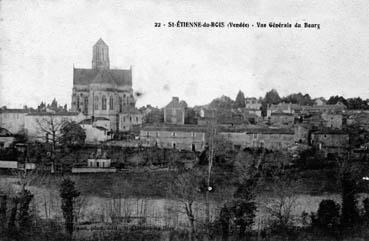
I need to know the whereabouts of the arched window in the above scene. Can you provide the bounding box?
[102,96,107,110]
[119,96,123,112]
[109,96,114,110]
[84,96,88,113]
[94,96,99,110]
[76,96,80,110]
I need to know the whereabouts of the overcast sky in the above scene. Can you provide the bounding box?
[1,0,369,108]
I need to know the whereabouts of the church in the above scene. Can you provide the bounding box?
[71,39,139,131]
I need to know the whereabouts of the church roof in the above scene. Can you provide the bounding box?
[73,68,132,86]
[94,38,107,46]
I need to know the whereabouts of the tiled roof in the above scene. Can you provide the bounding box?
[95,126,108,131]
[73,68,132,86]
[141,124,207,132]
[80,117,110,125]
[0,127,13,136]
[312,129,348,135]
[26,112,80,116]
[220,126,294,134]
[0,109,29,113]
[165,97,187,109]
[271,112,294,116]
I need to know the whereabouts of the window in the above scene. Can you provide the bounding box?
[156,132,159,137]
[172,132,176,137]
[136,117,138,122]
[102,96,107,110]
[119,96,123,112]
[76,96,80,110]
[172,142,176,149]
[84,96,88,113]
[253,133,257,139]
[109,96,114,110]
[94,96,99,110]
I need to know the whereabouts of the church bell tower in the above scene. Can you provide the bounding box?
[92,38,110,70]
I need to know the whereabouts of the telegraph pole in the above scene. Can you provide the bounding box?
[205,110,216,230]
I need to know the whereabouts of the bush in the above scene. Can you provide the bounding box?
[313,199,340,230]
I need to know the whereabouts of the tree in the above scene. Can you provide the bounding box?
[346,97,369,110]
[264,173,298,231]
[60,121,86,146]
[35,114,66,149]
[234,90,246,108]
[327,95,347,106]
[17,189,34,232]
[231,178,257,238]
[35,114,68,171]
[59,178,80,238]
[185,107,197,125]
[362,198,369,223]
[340,170,360,227]
[170,170,202,240]
[263,89,281,105]
[282,92,313,106]
[209,95,235,109]
[313,199,340,230]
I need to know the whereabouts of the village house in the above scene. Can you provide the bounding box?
[79,117,110,143]
[268,102,294,116]
[219,127,295,150]
[310,129,349,155]
[346,111,369,131]
[301,102,347,115]
[139,124,206,151]
[314,98,326,106]
[0,127,16,149]
[321,112,343,129]
[245,97,262,110]
[118,108,143,131]
[0,108,29,134]
[294,124,310,144]
[269,112,295,126]
[164,97,187,125]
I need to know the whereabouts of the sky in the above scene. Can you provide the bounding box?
[1,0,369,109]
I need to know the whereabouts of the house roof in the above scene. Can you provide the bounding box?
[312,129,348,135]
[26,112,81,116]
[95,126,108,131]
[219,126,294,134]
[141,124,207,133]
[0,109,29,114]
[0,127,13,136]
[271,112,294,116]
[165,97,187,109]
[73,68,132,86]
[79,117,110,125]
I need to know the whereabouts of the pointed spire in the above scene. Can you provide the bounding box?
[92,38,110,69]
